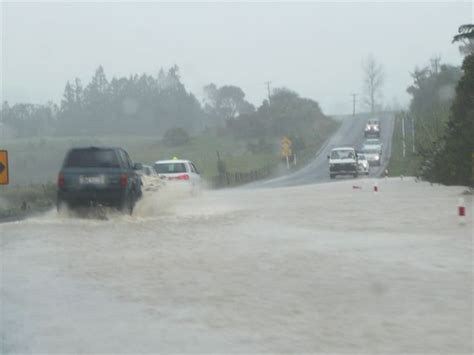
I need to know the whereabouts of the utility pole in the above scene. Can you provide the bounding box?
[351,93,357,116]
[402,113,406,158]
[430,55,441,74]
[411,115,416,153]
[265,81,272,103]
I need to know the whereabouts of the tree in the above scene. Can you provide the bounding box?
[422,54,474,186]
[452,24,474,42]
[163,127,190,146]
[406,59,462,153]
[453,24,474,56]
[267,88,325,136]
[56,79,85,135]
[417,26,474,185]
[83,66,110,134]
[362,54,384,113]
[203,84,255,124]
[0,102,56,137]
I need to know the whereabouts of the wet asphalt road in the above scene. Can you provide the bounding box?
[253,112,395,188]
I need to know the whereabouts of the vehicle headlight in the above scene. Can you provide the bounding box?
[375,155,380,160]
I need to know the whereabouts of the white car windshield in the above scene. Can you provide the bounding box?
[331,150,355,159]
[363,145,381,150]
[363,149,380,154]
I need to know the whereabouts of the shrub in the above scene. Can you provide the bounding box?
[163,127,190,146]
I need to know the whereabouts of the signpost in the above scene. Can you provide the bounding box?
[280,136,292,169]
[0,150,9,185]
[472,152,474,186]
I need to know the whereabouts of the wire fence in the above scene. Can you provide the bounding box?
[210,165,274,188]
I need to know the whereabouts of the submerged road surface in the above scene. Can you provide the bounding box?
[0,113,471,353]
[1,178,472,353]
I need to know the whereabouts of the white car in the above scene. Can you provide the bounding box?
[153,159,202,193]
[357,153,370,175]
[139,164,163,192]
[328,146,359,179]
[138,164,157,177]
[361,144,383,166]
[365,138,383,147]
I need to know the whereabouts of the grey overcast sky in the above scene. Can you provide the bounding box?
[1,1,472,115]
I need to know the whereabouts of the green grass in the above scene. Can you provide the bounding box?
[1,133,281,186]
[1,118,339,189]
[0,124,340,217]
[0,184,56,218]
[387,113,420,177]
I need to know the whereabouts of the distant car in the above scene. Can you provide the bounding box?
[153,159,202,193]
[362,140,383,153]
[328,146,358,179]
[57,147,143,215]
[364,119,380,138]
[361,144,383,166]
[364,138,383,147]
[357,153,370,175]
[139,164,163,192]
[138,164,157,177]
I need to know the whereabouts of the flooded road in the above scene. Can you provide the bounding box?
[1,179,472,353]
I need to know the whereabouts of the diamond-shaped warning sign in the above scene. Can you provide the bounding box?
[280,137,292,157]
[0,150,9,185]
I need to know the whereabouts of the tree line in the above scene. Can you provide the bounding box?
[408,24,473,186]
[1,65,207,138]
[1,65,335,151]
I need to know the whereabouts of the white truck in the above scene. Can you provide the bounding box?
[328,147,358,179]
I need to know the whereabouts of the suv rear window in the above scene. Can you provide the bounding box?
[154,163,187,174]
[64,149,120,168]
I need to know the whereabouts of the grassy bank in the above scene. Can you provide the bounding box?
[2,123,339,187]
[0,122,339,217]
[0,184,56,219]
[2,134,281,186]
[387,112,420,177]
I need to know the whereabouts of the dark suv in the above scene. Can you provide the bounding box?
[57,147,143,214]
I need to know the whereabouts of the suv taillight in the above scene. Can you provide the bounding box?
[120,174,128,188]
[58,173,65,188]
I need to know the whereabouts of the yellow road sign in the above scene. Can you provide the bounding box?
[280,136,292,157]
[281,136,292,146]
[0,150,9,185]
[281,147,292,157]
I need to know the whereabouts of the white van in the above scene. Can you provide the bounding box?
[328,147,358,179]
